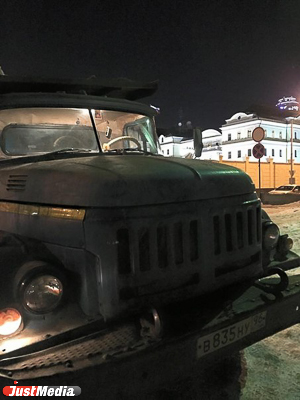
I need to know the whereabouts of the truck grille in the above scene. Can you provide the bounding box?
[117,219,200,274]
[86,195,262,319]
[115,198,261,287]
[213,207,261,255]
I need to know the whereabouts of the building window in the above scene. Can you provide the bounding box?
[162,150,164,154]
[272,130,275,138]
[228,134,232,141]
[161,137,164,143]
[264,148,267,156]
[279,131,282,139]
[247,130,251,138]
[237,132,241,140]
[238,150,241,158]
[228,152,231,159]
[272,149,275,157]
[295,132,298,140]
[279,149,282,157]
[248,149,251,156]
[167,149,170,155]
[295,150,297,158]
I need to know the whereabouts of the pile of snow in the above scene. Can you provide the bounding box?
[263,202,300,255]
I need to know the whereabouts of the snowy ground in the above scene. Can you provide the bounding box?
[241,201,300,400]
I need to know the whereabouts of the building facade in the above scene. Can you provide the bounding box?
[158,134,194,158]
[221,111,300,163]
[158,129,222,159]
[158,108,300,166]
[200,129,222,160]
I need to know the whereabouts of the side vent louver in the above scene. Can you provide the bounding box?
[6,175,28,191]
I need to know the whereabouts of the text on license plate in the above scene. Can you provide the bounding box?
[197,311,267,358]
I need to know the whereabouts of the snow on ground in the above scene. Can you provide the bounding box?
[263,201,300,255]
[241,201,300,400]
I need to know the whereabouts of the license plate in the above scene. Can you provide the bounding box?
[197,311,266,358]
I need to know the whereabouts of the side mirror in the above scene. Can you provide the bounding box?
[193,128,203,158]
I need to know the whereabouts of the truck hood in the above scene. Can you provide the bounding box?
[0,155,255,207]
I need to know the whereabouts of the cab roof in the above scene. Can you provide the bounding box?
[0,76,158,101]
[0,76,158,116]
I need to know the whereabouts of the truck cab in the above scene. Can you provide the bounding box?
[0,77,299,397]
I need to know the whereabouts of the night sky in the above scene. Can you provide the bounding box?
[1,0,300,129]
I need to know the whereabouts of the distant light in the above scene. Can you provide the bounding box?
[276,96,299,111]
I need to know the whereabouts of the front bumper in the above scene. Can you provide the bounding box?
[1,255,300,398]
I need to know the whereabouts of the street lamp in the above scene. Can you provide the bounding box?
[290,118,294,184]
[286,116,300,184]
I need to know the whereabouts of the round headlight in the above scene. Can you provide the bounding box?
[0,308,22,336]
[263,222,280,250]
[23,275,63,313]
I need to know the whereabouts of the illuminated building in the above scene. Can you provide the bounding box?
[158,102,300,163]
[158,128,221,159]
[221,105,300,163]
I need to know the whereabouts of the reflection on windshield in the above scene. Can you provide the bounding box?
[94,110,157,154]
[0,108,158,157]
[2,124,98,155]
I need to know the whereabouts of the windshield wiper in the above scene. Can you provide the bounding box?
[45,148,98,155]
[106,148,155,156]
[0,149,99,166]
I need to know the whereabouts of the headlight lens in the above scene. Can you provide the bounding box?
[263,222,280,250]
[23,275,63,313]
[0,308,22,336]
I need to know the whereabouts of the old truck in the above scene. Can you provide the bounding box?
[0,76,299,398]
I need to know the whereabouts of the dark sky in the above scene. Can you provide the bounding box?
[1,0,300,129]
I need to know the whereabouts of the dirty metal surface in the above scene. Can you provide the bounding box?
[0,270,299,397]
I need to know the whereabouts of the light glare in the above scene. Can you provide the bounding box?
[0,308,22,336]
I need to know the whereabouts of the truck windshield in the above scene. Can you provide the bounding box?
[0,108,158,157]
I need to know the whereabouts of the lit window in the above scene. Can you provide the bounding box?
[280,149,282,157]
[238,150,241,158]
[248,149,251,156]
[228,152,231,159]
[228,134,231,141]
[272,149,274,157]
